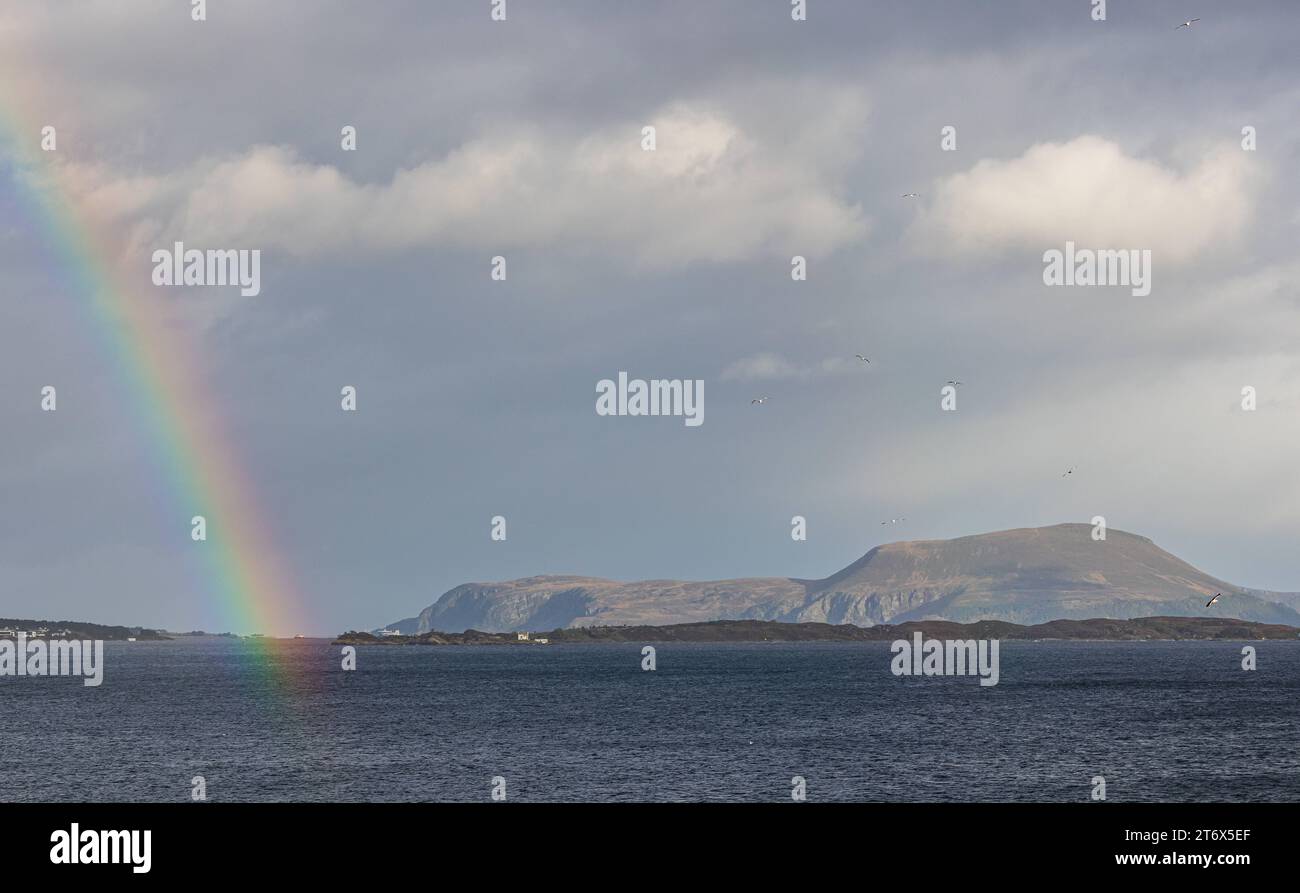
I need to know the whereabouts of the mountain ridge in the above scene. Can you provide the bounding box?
[385,524,1300,633]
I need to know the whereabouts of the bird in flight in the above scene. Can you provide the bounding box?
[880,517,906,525]
[1175,18,1200,29]
[1062,467,1075,477]
[946,379,963,387]
[901,192,921,199]
[751,396,769,405]
[1206,592,1222,608]
[855,354,871,363]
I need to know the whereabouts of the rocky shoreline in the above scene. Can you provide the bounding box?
[335,616,1300,646]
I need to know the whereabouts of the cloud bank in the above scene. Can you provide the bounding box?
[54,103,870,271]
[909,136,1258,264]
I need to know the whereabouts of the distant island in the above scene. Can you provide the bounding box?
[336,616,1300,646]
[165,630,241,638]
[0,618,170,641]
[378,524,1300,635]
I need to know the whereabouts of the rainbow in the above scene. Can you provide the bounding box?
[0,111,308,639]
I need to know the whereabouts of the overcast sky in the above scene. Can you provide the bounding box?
[1,1,1298,635]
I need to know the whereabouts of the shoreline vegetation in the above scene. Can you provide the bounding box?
[335,616,1300,646]
[0,619,170,641]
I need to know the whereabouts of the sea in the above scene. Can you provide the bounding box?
[2,639,1297,802]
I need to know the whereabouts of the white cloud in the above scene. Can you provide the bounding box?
[908,136,1259,264]
[720,353,853,382]
[46,103,869,272]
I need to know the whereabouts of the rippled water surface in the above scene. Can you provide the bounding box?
[2,639,1296,802]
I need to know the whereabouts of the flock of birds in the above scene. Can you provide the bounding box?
[746,15,1224,603]
[750,350,1080,512]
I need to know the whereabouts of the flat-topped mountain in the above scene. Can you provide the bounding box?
[387,524,1300,633]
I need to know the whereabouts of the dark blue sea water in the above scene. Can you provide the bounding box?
[2,639,1296,802]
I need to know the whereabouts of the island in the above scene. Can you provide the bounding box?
[0,618,170,641]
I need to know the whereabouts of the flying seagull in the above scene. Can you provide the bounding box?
[880,517,906,525]
[1175,18,1200,29]
[855,354,871,363]
[1206,592,1221,608]
[946,379,963,387]
[901,192,921,199]
[751,396,769,405]
[1062,467,1075,477]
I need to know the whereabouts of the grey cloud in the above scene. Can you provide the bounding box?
[2,1,1299,635]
